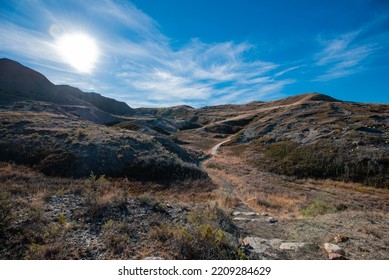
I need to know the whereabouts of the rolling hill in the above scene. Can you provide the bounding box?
[1,58,388,260]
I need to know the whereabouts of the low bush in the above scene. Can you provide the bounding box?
[101,219,134,257]
[252,140,388,188]
[150,206,243,259]
[301,200,336,216]
[0,192,13,235]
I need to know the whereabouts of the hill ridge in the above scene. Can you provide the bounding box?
[0,58,134,123]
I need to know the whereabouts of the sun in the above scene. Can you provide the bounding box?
[56,33,99,73]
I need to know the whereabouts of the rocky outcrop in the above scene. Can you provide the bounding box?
[324,243,346,260]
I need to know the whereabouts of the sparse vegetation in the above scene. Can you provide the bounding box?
[150,206,242,259]
[206,162,221,169]
[301,200,336,216]
[0,192,13,235]
[76,128,86,138]
[1,63,389,261]
[101,219,134,257]
[251,140,388,188]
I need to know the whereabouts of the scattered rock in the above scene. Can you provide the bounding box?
[269,239,283,249]
[243,237,270,254]
[242,237,285,259]
[279,242,314,251]
[233,217,250,221]
[241,212,260,216]
[333,235,349,243]
[143,257,165,260]
[233,211,259,216]
[324,243,345,255]
[328,253,346,260]
[265,217,277,223]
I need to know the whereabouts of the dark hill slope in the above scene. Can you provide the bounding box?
[0,110,207,181]
[0,58,207,181]
[227,96,389,188]
[164,93,388,188]
[0,58,134,123]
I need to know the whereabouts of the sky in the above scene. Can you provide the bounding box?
[1,0,388,107]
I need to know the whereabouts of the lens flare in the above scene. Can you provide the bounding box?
[56,33,99,73]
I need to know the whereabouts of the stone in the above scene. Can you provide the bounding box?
[269,239,283,248]
[324,243,345,255]
[233,211,259,216]
[279,242,312,251]
[333,235,349,243]
[242,237,282,259]
[143,257,165,260]
[243,237,269,254]
[233,217,250,221]
[241,212,260,216]
[328,253,346,260]
[265,217,278,223]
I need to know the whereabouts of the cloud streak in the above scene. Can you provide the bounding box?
[2,0,387,106]
[314,26,383,81]
[0,0,293,107]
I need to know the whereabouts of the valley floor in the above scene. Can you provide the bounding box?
[202,140,389,259]
[1,136,388,260]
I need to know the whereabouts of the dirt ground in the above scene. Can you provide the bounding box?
[199,141,389,259]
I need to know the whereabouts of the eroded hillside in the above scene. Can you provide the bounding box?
[1,59,388,260]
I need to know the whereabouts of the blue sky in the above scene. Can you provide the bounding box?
[1,0,388,107]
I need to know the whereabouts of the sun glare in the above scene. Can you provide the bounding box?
[56,33,99,73]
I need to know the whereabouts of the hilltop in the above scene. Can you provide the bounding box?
[0,58,134,123]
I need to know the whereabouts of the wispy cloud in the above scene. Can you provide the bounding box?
[314,25,382,81]
[0,0,292,107]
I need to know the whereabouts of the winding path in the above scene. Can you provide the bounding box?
[207,98,309,157]
[209,137,232,156]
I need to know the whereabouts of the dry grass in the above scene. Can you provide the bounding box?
[149,206,243,260]
[0,162,219,260]
[203,144,389,220]
[0,111,206,181]
[204,153,307,218]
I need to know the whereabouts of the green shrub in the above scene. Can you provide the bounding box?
[301,200,336,216]
[150,206,243,259]
[57,214,67,226]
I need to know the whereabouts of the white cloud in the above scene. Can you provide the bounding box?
[314,29,379,81]
[0,23,57,63]
[0,0,292,107]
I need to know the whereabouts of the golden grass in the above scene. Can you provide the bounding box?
[202,146,389,220]
[305,178,389,196]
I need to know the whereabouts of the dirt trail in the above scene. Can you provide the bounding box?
[209,137,232,156]
[203,135,327,259]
